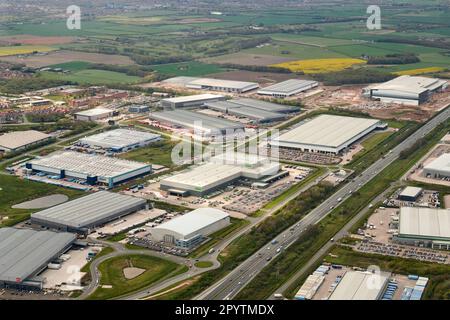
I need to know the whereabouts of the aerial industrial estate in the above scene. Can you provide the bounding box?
[0,0,450,305]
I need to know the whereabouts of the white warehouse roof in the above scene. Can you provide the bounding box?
[399,186,423,199]
[74,107,113,117]
[258,79,318,96]
[162,94,224,104]
[329,271,389,300]
[0,130,51,151]
[399,207,450,241]
[424,153,450,175]
[153,208,229,238]
[275,114,382,152]
[368,75,447,95]
[187,78,259,91]
[79,129,161,150]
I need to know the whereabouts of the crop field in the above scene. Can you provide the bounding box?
[150,61,226,77]
[40,69,142,85]
[46,61,92,72]
[0,45,55,56]
[272,58,366,74]
[395,67,446,76]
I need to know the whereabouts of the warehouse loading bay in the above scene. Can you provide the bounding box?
[127,165,313,217]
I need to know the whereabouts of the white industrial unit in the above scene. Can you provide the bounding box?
[273,114,384,154]
[26,151,151,188]
[74,108,114,121]
[0,130,52,153]
[163,76,259,93]
[151,208,230,248]
[258,79,319,97]
[160,94,225,109]
[423,153,450,179]
[328,271,390,300]
[363,75,448,106]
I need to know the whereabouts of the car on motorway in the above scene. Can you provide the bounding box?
[266,256,272,261]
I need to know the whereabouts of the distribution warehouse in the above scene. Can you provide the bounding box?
[150,110,244,136]
[163,76,259,93]
[0,130,52,153]
[0,228,76,289]
[258,79,319,97]
[26,151,152,187]
[78,129,161,153]
[31,191,147,234]
[395,207,450,250]
[74,107,114,121]
[160,94,224,109]
[151,208,230,248]
[423,153,450,179]
[231,97,299,113]
[160,153,280,196]
[273,114,384,155]
[363,75,448,106]
[328,271,390,300]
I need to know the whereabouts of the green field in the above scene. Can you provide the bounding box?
[150,62,226,77]
[87,254,183,300]
[0,45,55,56]
[117,139,178,167]
[47,61,92,71]
[40,69,142,85]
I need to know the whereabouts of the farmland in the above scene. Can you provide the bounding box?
[273,58,367,74]
[0,45,55,56]
[40,69,142,85]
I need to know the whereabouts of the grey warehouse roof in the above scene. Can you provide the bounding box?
[203,101,286,122]
[31,191,146,228]
[258,79,318,94]
[0,228,76,283]
[369,75,447,95]
[150,110,244,133]
[0,130,51,150]
[399,207,450,240]
[79,129,161,149]
[230,98,298,113]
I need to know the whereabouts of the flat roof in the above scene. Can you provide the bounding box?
[31,191,146,229]
[0,228,76,284]
[162,94,224,104]
[329,271,389,300]
[424,153,450,174]
[188,78,258,90]
[399,207,450,240]
[203,101,286,121]
[79,129,161,149]
[230,98,298,113]
[370,75,447,95]
[277,115,381,148]
[150,110,244,133]
[74,107,113,117]
[0,130,51,150]
[28,151,150,179]
[399,186,423,198]
[153,208,229,237]
[258,79,318,94]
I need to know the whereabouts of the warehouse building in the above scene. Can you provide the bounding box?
[74,107,114,121]
[231,97,299,113]
[363,75,448,106]
[151,208,230,248]
[258,79,319,97]
[31,191,147,234]
[329,270,390,300]
[150,110,244,136]
[0,228,76,290]
[398,186,423,202]
[273,115,384,155]
[163,76,259,93]
[128,105,150,113]
[26,151,152,188]
[160,153,280,196]
[203,100,286,123]
[78,129,161,153]
[423,153,450,179]
[0,130,52,153]
[395,207,450,250]
[160,94,224,109]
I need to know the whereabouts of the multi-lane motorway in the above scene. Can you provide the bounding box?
[195,105,450,300]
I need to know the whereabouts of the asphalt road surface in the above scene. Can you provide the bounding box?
[195,106,450,300]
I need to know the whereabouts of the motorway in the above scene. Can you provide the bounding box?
[195,105,450,300]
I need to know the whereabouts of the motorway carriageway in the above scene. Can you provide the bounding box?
[195,105,450,300]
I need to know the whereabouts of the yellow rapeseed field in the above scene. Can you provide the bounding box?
[0,45,55,57]
[395,67,445,76]
[272,58,366,74]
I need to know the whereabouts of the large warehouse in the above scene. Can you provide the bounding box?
[363,75,448,106]
[31,191,147,234]
[78,129,161,152]
[26,151,152,188]
[258,79,319,97]
[231,97,299,113]
[0,130,52,153]
[329,271,390,300]
[395,207,450,250]
[163,76,259,93]
[203,100,286,123]
[160,94,224,109]
[160,153,280,196]
[150,110,244,136]
[151,208,230,248]
[74,107,114,121]
[423,153,450,179]
[273,114,384,155]
[0,228,76,289]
